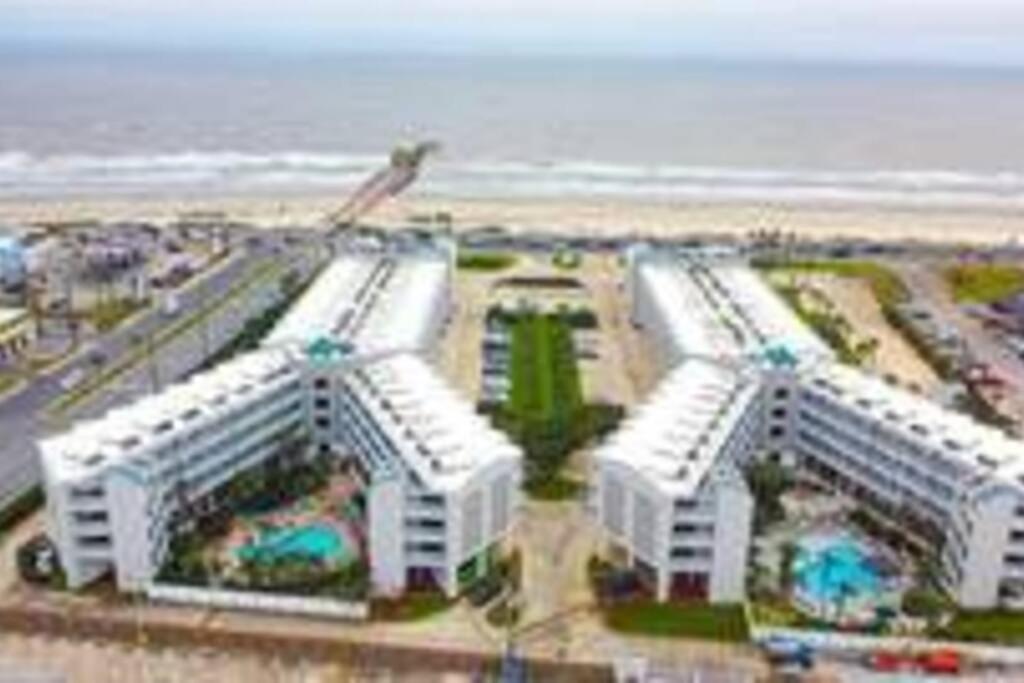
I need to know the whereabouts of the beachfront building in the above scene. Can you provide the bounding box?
[308,350,521,597]
[793,362,1024,609]
[41,347,305,590]
[41,241,522,597]
[592,359,760,603]
[263,246,452,355]
[599,245,1024,609]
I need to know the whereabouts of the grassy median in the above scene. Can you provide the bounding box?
[487,311,621,499]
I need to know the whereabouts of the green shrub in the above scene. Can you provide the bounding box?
[457,252,517,272]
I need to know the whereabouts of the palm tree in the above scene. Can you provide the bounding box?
[779,542,798,595]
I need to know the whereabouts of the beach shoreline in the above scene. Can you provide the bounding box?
[2,193,1024,246]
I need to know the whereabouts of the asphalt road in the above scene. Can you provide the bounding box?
[899,261,1024,430]
[0,235,322,508]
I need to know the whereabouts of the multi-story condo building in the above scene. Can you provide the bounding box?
[592,359,760,603]
[792,362,1024,609]
[41,243,522,598]
[600,245,1024,609]
[263,247,452,354]
[42,346,305,590]
[308,350,521,597]
[626,245,832,368]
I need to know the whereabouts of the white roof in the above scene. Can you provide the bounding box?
[41,347,300,482]
[344,353,521,491]
[636,256,832,364]
[595,359,758,497]
[802,362,1024,492]
[345,257,448,352]
[264,249,448,353]
[263,256,378,347]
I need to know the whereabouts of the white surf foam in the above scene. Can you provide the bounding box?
[1,151,1024,208]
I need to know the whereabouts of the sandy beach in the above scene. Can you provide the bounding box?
[3,193,1024,246]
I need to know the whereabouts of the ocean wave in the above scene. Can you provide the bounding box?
[1,150,1024,207]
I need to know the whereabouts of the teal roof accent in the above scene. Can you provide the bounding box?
[763,343,799,369]
[305,336,352,364]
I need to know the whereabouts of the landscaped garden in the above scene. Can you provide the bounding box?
[756,258,910,311]
[482,309,622,499]
[766,274,881,367]
[157,442,369,600]
[745,461,921,633]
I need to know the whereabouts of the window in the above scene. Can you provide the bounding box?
[773,388,789,400]
[1005,554,1024,568]
[769,426,785,439]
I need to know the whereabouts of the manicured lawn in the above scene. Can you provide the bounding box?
[944,263,1024,304]
[457,251,517,272]
[502,313,584,486]
[602,601,750,642]
[942,610,1024,644]
[371,593,452,621]
[507,313,583,424]
[487,311,622,496]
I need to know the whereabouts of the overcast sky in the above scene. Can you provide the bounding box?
[4,0,1024,66]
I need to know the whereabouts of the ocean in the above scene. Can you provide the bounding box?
[2,49,1024,208]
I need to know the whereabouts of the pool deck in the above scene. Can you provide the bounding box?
[216,474,365,570]
[793,531,904,624]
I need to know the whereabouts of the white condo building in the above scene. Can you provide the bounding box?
[41,346,305,590]
[41,243,522,597]
[596,245,1024,609]
[592,360,760,602]
[308,351,520,596]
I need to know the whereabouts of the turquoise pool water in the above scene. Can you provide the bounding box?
[793,536,882,608]
[237,524,348,564]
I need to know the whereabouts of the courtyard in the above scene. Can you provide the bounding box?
[158,455,370,600]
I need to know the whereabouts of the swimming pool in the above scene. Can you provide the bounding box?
[793,535,883,610]
[237,524,349,564]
